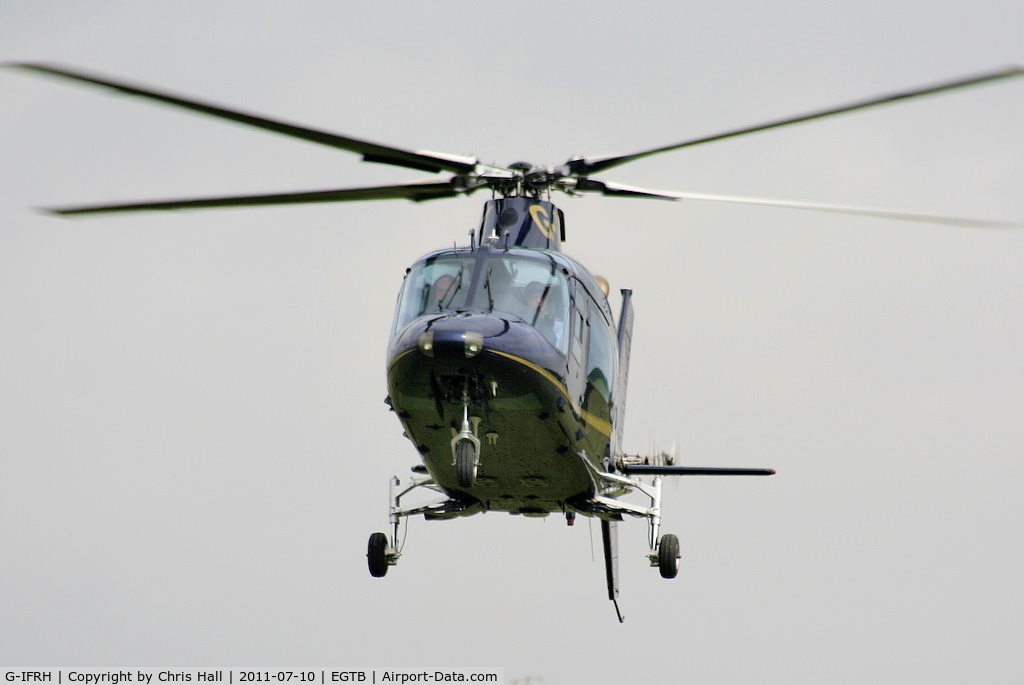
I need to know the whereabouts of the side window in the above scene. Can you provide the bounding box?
[584,301,615,421]
[570,307,586,365]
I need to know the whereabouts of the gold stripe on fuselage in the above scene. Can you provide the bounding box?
[480,350,613,438]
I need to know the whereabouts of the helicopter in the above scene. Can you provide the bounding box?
[8,62,1022,622]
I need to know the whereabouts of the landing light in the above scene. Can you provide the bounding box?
[464,331,484,358]
[418,331,434,357]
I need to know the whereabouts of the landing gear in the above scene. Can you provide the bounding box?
[367,532,389,577]
[657,533,680,579]
[634,475,680,579]
[366,476,411,578]
[365,473,477,578]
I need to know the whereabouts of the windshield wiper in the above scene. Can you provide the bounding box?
[439,269,464,310]
[483,267,495,312]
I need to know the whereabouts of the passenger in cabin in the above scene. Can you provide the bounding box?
[520,282,547,322]
[523,281,566,350]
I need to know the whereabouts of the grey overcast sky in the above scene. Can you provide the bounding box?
[2,1,1022,682]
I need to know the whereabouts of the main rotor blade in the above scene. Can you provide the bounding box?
[571,66,1024,176]
[588,181,1023,229]
[43,179,467,216]
[573,178,680,200]
[6,62,479,175]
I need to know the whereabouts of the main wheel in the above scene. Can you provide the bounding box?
[367,532,389,578]
[454,440,477,488]
[658,533,681,579]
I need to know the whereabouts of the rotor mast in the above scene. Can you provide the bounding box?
[477,197,566,250]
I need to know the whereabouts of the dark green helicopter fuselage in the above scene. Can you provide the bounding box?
[385,198,631,517]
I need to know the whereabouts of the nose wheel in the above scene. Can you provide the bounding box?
[454,440,478,488]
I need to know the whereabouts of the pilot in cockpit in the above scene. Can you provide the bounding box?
[427,273,458,312]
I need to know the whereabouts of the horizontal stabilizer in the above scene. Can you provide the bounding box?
[620,465,776,476]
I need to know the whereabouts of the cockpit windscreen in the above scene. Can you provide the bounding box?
[393,253,571,353]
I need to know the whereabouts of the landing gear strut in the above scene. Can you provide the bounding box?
[366,476,416,578]
[366,472,475,578]
[639,476,681,579]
